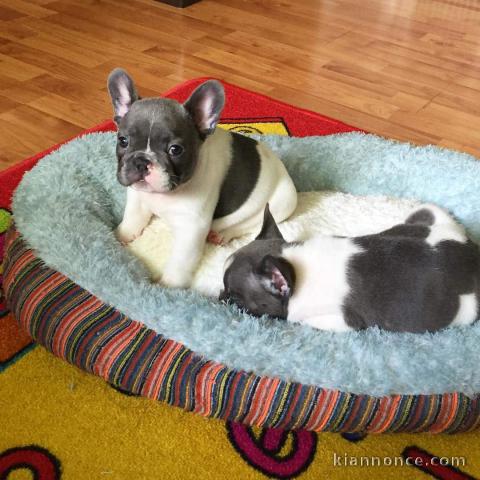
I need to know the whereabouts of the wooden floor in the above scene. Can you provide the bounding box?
[0,0,479,170]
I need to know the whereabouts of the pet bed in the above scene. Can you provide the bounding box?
[4,80,480,434]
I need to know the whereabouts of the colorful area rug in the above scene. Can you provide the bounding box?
[1,79,479,479]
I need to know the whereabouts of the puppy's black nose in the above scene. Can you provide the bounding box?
[132,155,151,175]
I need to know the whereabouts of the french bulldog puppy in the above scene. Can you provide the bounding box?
[220,204,480,333]
[107,69,297,288]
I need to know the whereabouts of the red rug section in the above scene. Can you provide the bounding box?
[0,78,358,209]
[164,78,358,137]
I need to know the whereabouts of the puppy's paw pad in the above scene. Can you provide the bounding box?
[207,230,224,245]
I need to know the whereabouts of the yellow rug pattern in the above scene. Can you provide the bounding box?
[2,346,480,479]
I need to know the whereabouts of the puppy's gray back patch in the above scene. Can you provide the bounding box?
[214,132,261,219]
[406,208,435,226]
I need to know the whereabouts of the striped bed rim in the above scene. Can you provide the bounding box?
[4,227,480,434]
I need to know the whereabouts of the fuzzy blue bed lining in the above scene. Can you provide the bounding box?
[12,131,480,397]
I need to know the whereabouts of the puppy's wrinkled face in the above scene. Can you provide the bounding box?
[220,204,295,320]
[115,100,201,193]
[107,68,225,194]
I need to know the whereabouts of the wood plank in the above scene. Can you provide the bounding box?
[0,0,478,168]
[0,105,82,163]
[0,0,54,18]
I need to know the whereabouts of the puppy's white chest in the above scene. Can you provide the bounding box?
[139,190,197,219]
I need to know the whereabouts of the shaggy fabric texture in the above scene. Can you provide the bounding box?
[12,131,480,397]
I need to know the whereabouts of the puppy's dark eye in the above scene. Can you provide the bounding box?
[118,136,129,148]
[168,144,184,156]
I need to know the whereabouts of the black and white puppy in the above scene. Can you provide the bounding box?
[107,69,297,288]
[220,204,480,333]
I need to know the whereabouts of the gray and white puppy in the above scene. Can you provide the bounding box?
[107,69,297,288]
[221,204,480,333]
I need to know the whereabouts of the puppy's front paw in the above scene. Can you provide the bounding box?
[160,268,192,289]
[115,224,142,245]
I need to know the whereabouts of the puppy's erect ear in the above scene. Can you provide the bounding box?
[107,68,140,124]
[257,255,295,298]
[184,80,225,137]
[256,204,285,241]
